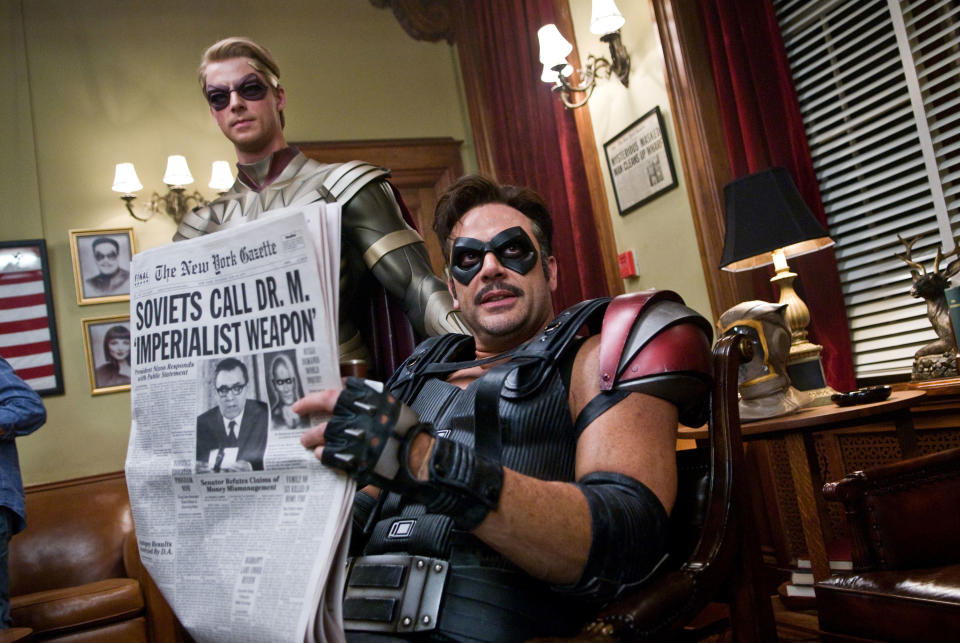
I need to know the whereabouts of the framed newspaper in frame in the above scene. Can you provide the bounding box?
[0,239,64,395]
[69,227,135,305]
[603,106,679,215]
[82,315,131,395]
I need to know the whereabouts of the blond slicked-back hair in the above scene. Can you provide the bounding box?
[198,36,285,127]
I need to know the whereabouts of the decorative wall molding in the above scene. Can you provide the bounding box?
[369,0,455,43]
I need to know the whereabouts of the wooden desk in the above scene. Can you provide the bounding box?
[679,389,926,582]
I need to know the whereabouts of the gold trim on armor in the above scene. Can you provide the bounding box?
[323,160,369,194]
[322,161,390,205]
[719,318,779,386]
[362,229,424,268]
[338,331,368,362]
[424,290,469,335]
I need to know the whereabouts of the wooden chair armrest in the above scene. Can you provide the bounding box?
[823,446,960,570]
[824,446,960,502]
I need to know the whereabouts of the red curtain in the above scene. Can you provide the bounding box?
[458,0,609,312]
[699,0,856,391]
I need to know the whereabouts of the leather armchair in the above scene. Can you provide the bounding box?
[7,472,184,642]
[815,446,960,642]
[534,332,776,642]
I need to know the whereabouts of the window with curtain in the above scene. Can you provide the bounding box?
[773,0,960,380]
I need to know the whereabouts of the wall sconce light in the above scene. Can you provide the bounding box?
[112,156,234,223]
[538,0,631,109]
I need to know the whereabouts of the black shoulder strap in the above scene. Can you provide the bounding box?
[472,298,611,466]
[502,298,610,399]
[386,333,474,403]
[573,390,630,437]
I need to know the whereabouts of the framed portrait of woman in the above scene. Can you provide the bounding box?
[82,315,131,395]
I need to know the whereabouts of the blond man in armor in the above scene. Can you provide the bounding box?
[176,37,466,365]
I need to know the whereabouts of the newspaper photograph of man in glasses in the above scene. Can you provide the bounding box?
[195,357,269,472]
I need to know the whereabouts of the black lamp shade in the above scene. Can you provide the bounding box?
[719,167,833,271]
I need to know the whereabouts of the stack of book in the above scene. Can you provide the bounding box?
[779,541,852,610]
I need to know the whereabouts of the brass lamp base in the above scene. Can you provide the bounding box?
[771,253,837,407]
[787,350,836,407]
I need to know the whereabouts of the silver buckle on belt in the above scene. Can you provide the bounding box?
[343,553,449,633]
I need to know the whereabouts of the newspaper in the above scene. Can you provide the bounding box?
[124,206,354,643]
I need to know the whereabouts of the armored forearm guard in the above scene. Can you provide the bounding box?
[345,181,467,337]
[425,438,504,530]
[556,472,668,602]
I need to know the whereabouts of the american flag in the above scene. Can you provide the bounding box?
[0,242,63,395]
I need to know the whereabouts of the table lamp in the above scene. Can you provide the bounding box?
[719,167,837,405]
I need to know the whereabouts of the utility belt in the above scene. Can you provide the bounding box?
[342,552,590,640]
[343,553,449,634]
[344,509,498,633]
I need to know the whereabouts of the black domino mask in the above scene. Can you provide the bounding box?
[450,227,539,285]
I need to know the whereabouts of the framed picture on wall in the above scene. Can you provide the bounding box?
[82,315,131,395]
[69,228,135,305]
[0,239,64,395]
[603,106,679,215]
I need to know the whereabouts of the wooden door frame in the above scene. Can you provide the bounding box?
[650,0,756,319]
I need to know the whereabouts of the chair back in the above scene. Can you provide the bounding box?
[823,446,960,571]
[9,473,133,596]
[569,332,775,642]
[664,331,750,606]
[664,447,711,567]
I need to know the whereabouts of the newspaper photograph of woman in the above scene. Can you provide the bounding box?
[265,350,308,429]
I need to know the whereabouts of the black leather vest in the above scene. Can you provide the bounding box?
[362,334,579,564]
[350,302,611,642]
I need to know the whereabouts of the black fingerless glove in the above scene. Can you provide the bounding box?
[322,378,503,530]
[321,377,426,494]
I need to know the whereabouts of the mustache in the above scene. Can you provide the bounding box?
[474,281,523,305]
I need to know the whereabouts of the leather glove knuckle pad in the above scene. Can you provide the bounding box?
[320,377,423,489]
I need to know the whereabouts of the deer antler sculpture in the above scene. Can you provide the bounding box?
[896,234,960,358]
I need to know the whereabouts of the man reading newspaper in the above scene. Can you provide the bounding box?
[296,176,714,641]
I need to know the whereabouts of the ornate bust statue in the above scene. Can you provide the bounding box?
[719,300,807,421]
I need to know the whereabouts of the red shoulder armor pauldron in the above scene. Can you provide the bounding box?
[598,290,713,426]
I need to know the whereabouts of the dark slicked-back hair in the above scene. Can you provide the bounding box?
[198,36,285,127]
[92,237,120,253]
[214,357,248,384]
[433,175,553,271]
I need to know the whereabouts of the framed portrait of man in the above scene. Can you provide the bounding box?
[81,315,131,395]
[69,228,135,304]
